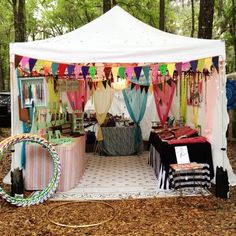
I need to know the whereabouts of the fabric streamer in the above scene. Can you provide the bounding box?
[93,82,114,141]
[122,75,149,144]
[67,80,86,111]
[153,77,176,127]
[0,134,61,207]
[180,73,188,123]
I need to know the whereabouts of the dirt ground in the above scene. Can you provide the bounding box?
[0,128,235,236]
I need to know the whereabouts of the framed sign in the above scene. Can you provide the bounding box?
[174,146,190,164]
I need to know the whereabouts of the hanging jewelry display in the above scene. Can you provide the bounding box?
[19,77,47,108]
[187,71,203,106]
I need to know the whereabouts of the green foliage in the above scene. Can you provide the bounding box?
[0,0,235,90]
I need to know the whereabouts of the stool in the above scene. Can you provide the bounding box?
[169,162,211,196]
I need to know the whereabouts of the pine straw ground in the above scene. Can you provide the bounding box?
[0,129,235,236]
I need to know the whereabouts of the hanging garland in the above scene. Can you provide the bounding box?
[0,134,61,207]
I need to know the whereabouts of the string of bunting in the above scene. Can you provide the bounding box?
[15,55,219,92]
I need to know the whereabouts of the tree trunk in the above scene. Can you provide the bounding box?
[232,0,236,71]
[12,0,27,42]
[198,0,215,39]
[103,0,112,13]
[0,45,4,91]
[191,0,195,37]
[159,0,165,31]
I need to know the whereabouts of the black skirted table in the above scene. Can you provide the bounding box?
[148,131,214,189]
[98,126,143,156]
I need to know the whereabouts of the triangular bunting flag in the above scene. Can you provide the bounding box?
[104,67,112,80]
[107,79,111,87]
[118,67,125,79]
[112,67,118,82]
[88,81,93,90]
[89,66,96,80]
[97,66,104,79]
[67,64,75,77]
[131,82,135,90]
[212,56,219,72]
[15,55,23,68]
[135,84,140,91]
[102,80,107,89]
[197,58,205,72]
[134,66,142,81]
[58,63,67,78]
[51,62,59,76]
[149,84,153,93]
[159,99,163,106]
[144,86,149,93]
[74,64,81,78]
[20,57,29,69]
[166,78,172,87]
[81,66,89,79]
[190,60,198,73]
[140,85,144,93]
[125,66,133,80]
[93,81,98,90]
[44,61,52,75]
[151,64,158,83]
[157,82,163,91]
[142,66,150,81]
[204,57,212,71]
[182,62,190,71]
[175,62,182,76]
[29,58,37,72]
[167,63,175,78]
[159,64,167,76]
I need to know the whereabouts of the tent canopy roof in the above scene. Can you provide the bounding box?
[10,6,225,64]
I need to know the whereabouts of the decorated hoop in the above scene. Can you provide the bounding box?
[0,134,61,207]
[47,201,116,228]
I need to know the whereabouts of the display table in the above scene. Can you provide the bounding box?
[148,132,214,189]
[98,126,143,156]
[24,136,86,192]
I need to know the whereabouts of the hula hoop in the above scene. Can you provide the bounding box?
[0,134,61,207]
[47,201,116,228]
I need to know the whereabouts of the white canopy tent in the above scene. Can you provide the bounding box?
[9,6,236,185]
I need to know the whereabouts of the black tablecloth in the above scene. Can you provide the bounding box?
[149,132,214,179]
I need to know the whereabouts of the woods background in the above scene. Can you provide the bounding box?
[0,0,235,91]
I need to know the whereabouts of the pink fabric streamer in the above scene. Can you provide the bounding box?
[67,80,87,111]
[153,79,176,127]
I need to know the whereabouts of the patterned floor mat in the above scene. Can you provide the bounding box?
[51,152,210,200]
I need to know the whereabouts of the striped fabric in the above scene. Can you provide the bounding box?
[24,136,87,192]
[169,164,211,189]
[148,145,169,189]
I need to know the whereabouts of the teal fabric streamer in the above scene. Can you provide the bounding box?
[122,74,149,145]
[16,69,34,168]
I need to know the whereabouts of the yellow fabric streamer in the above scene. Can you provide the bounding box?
[180,75,187,123]
[191,106,199,127]
[93,83,114,141]
[47,77,60,112]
